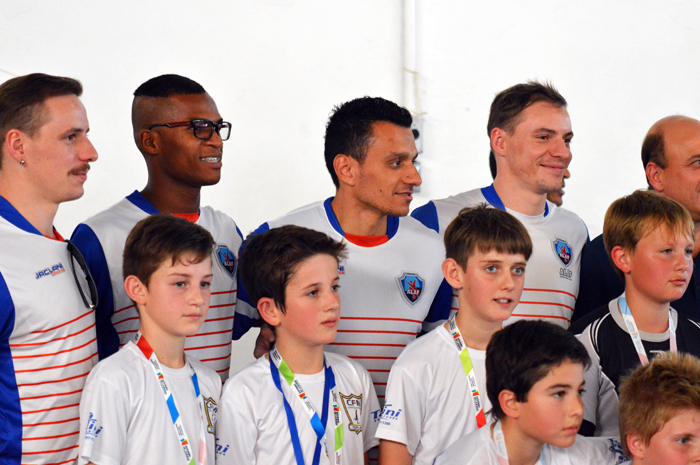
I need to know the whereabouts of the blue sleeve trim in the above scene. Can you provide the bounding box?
[0,196,42,236]
[232,312,261,341]
[323,197,345,237]
[232,223,270,340]
[423,278,452,324]
[0,272,22,463]
[125,190,160,215]
[386,216,399,239]
[410,201,439,233]
[71,224,119,359]
[480,184,506,211]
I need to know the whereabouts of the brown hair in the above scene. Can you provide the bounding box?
[619,352,700,457]
[444,204,533,270]
[487,81,567,137]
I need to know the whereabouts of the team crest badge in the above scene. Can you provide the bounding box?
[216,245,237,278]
[396,272,424,306]
[340,392,363,434]
[204,396,217,434]
[551,238,572,267]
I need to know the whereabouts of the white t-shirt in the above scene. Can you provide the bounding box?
[433,424,627,465]
[412,185,589,328]
[77,342,221,465]
[375,324,490,465]
[216,351,381,465]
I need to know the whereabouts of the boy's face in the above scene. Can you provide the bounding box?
[140,254,213,339]
[450,250,527,322]
[515,360,585,449]
[630,409,700,464]
[623,225,693,305]
[276,254,341,348]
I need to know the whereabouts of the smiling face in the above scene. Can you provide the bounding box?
[515,360,585,449]
[497,101,573,196]
[631,409,700,465]
[276,254,341,349]
[353,121,421,217]
[22,94,98,205]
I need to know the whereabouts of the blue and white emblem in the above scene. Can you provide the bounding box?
[396,272,424,306]
[551,238,572,267]
[216,245,237,279]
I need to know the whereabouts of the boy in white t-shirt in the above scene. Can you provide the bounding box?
[434,320,627,465]
[618,351,700,464]
[216,225,381,464]
[376,205,533,465]
[77,214,222,465]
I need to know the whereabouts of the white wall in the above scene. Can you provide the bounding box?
[2,1,699,372]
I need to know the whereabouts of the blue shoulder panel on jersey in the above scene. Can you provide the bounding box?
[125,190,160,215]
[481,184,549,216]
[386,216,399,239]
[0,272,22,463]
[71,224,119,360]
[0,196,42,236]
[423,278,453,324]
[410,201,439,233]
[323,197,344,236]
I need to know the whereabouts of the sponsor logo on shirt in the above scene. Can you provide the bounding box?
[379,403,402,427]
[204,396,218,434]
[215,439,230,456]
[216,244,237,279]
[607,438,627,463]
[396,272,424,306]
[340,392,363,434]
[551,238,573,267]
[35,262,66,279]
[85,412,103,441]
[338,260,346,275]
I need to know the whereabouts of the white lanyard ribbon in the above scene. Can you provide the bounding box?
[447,315,487,428]
[134,332,208,465]
[617,296,677,366]
[493,420,510,465]
[270,347,343,465]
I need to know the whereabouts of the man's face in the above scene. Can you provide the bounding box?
[655,119,700,222]
[150,93,224,188]
[22,95,98,205]
[499,101,573,196]
[354,121,421,217]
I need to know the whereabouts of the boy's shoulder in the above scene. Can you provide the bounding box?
[392,324,451,369]
[545,436,627,464]
[433,423,493,464]
[569,302,612,335]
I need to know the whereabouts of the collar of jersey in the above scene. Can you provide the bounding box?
[126,190,200,217]
[0,195,45,236]
[323,197,399,241]
[480,183,549,217]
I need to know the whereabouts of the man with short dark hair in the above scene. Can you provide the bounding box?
[71,74,243,380]
[413,81,588,328]
[574,115,700,322]
[0,73,99,465]
[234,96,451,403]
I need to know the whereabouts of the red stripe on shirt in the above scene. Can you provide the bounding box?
[23,417,79,428]
[114,305,134,315]
[209,303,236,309]
[18,370,89,387]
[31,310,93,334]
[337,329,417,336]
[20,388,82,401]
[523,288,577,300]
[20,444,78,455]
[517,301,574,312]
[200,354,232,363]
[23,403,79,415]
[15,352,97,373]
[188,329,231,338]
[13,338,96,359]
[510,313,571,322]
[185,342,232,351]
[341,317,422,324]
[329,342,407,348]
[112,316,139,326]
[10,323,96,347]
[22,431,79,441]
[212,290,237,295]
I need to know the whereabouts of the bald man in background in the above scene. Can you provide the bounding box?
[573,115,700,322]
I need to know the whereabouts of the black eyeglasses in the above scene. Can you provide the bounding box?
[65,240,98,310]
[147,119,232,141]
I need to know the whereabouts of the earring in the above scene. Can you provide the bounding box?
[19,160,25,166]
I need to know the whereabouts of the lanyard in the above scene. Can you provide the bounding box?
[133,332,208,465]
[269,347,343,465]
[447,315,487,428]
[617,296,677,366]
[493,420,510,465]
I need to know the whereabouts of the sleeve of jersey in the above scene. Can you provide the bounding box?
[573,236,624,324]
[232,222,270,340]
[77,373,129,465]
[375,358,424,454]
[215,382,257,464]
[71,224,119,359]
[0,272,21,463]
[576,330,603,437]
[360,364,381,451]
[569,437,627,463]
[422,278,452,333]
[410,201,440,233]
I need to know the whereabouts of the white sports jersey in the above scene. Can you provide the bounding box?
[412,185,588,328]
[77,342,221,465]
[375,324,490,465]
[71,191,242,380]
[216,351,380,465]
[233,198,451,400]
[0,196,98,465]
[433,425,627,465]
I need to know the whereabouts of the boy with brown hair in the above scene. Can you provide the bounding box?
[570,190,700,437]
[376,205,533,465]
[77,214,221,465]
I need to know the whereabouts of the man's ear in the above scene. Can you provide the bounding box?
[491,127,508,158]
[334,154,359,188]
[626,432,646,460]
[499,389,520,420]
[124,275,148,306]
[258,297,283,328]
[442,258,465,290]
[138,129,159,156]
[610,246,632,275]
[4,129,28,164]
[645,162,665,192]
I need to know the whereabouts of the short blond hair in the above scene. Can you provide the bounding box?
[619,352,700,457]
[603,190,694,278]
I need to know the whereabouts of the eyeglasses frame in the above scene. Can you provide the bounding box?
[65,239,99,311]
[146,119,232,141]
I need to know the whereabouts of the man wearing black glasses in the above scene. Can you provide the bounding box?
[71,74,242,381]
[0,73,99,465]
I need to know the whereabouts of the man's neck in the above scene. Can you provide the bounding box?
[498,418,544,465]
[330,192,388,236]
[492,176,547,217]
[622,288,671,334]
[451,308,502,350]
[140,178,202,214]
[693,221,700,258]
[139,324,187,369]
[0,181,58,237]
[273,336,325,375]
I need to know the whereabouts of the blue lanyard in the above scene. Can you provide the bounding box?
[270,354,334,465]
